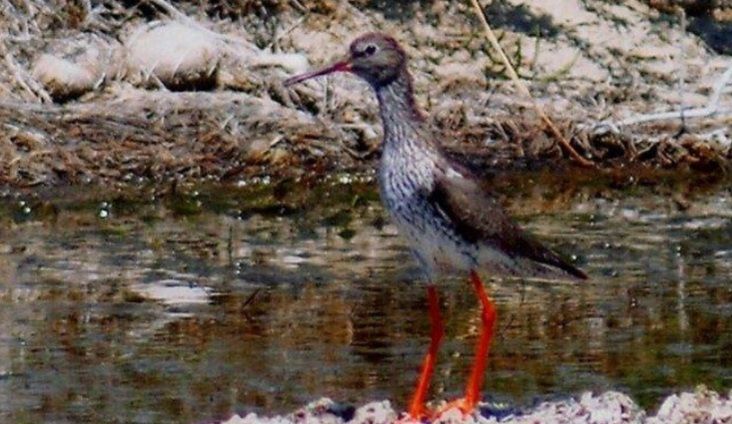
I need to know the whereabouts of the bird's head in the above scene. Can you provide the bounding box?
[284,32,407,89]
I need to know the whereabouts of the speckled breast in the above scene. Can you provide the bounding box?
[378,155,478,278]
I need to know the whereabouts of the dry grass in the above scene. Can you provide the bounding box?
[1,90,727,187]
[0,0,730,188]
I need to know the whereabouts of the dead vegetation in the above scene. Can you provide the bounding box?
[0,0,731,188]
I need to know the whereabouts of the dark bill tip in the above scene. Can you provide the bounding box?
[283,59,352,87]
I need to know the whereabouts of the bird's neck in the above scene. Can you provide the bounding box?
[374,69,432,153]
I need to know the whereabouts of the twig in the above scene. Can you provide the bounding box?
[677,8,687,132]
[148,0,198,24]
[265,15,307,51]
[468,0,594,167]
[242,288,260,309]
[608,106,732,128]
[709,62,732,109]
[289,0,307,13]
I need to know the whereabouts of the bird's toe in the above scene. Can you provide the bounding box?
[430,398,476,422]
[395,411,428,424]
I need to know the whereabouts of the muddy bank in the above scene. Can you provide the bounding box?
[0,1,730,188]
[223,387,732,423]
[1,92,730,189]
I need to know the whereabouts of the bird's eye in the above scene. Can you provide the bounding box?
[364,44,377,55]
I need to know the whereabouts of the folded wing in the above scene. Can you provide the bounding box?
[428,159,588,280]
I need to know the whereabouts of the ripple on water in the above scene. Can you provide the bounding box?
[2,181,732,422]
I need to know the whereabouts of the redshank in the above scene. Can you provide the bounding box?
[284,33,587,421]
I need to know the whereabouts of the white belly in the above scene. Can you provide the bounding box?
[393,212,477,276]
[378,146,503,278]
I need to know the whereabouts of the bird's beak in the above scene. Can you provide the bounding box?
[283,56,352,87]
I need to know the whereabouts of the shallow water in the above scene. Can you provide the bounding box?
[1,175,732,423]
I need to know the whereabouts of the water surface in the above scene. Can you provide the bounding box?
[1,175,732,423]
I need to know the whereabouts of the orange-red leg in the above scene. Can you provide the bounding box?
[433,270,497,417]
[406,284,444,419]
[464,269,497,408]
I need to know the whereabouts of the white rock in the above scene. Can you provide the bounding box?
[648,387,732,424]
[350,400,398,424]
[250,52,309,74]
[32,54,96,101]
[125,21,222,90]
[31,34,116,101]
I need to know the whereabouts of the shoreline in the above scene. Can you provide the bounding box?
[222,387,732,424]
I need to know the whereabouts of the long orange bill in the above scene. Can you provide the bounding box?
[283,58,352,87]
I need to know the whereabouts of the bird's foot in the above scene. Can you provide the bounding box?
[395,410,428,424]
[429,398,476,421]
[397,399,478,423]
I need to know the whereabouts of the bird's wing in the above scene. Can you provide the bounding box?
[427,158,588,280]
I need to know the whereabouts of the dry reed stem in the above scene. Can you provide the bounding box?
[468,0,594,167]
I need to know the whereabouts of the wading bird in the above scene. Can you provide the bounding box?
[284,32,587,422]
